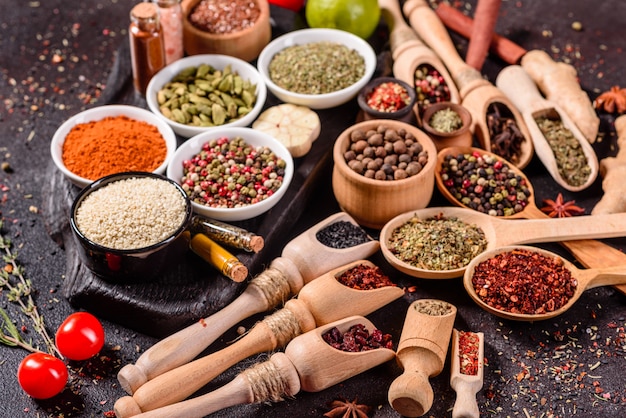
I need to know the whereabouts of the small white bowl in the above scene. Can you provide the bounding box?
[50,105,178,188]
[146,54,267,138]
[257,28,377,110]
[166,127,294,221]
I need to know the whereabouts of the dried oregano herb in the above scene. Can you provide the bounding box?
[268,41,365,95]
[387,214,487,271]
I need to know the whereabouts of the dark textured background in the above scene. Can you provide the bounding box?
[0,0,624,417]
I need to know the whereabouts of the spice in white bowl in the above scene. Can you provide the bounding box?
[74,176,189,250]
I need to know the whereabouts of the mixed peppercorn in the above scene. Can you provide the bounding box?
[180,136,287,208]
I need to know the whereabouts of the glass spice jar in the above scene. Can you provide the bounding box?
[129,2,166,95]
[154,0,184,64]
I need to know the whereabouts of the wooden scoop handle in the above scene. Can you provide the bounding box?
[494,213,626,247]
[117,256,303,395]
[495,65,549,113]
[121,353,301,418]
[403,0,483,91]
[114,299,315,417]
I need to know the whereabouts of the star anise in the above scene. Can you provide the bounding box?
[593,85,626,114]
[540,193,585,218]
[324,397,372,418]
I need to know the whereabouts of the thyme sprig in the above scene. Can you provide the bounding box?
[0,221,61,357]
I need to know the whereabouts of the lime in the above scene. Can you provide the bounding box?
[305,0,381,40]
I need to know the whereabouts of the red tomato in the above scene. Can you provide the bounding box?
[17,352,68,399]
[55,312,105,361]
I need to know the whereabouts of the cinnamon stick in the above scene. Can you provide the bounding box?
[465,0,502,70]
[435,2,526,65]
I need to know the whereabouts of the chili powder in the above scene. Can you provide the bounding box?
[62,115,167,181]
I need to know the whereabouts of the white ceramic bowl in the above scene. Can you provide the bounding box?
[146,54,267,138]
[166,127,294,221]
[50,105,178,188]
[256,28,377,109]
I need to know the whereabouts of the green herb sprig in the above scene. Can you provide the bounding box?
[0,221,61,357]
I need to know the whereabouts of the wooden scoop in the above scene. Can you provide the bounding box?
[496,65,599,191]
[464,245,626,321]
[378,0,460,122]
[450,329,484,418]
[116,316,395,418]
[388,299,457,417]
[380,206,626,279]
[402,0,533,169]
[117,211,379,395]
[114,260,403,416]
[433,146,626,294]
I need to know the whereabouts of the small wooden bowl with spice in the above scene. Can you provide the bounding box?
[181,0,271,62]
[51,105,178,188]
[332,119,438,229]
[421,102,473,151]
[357,77,417,123]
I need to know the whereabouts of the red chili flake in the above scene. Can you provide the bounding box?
[335,264,396,290]
[458,331,480,375]
[322,323,393,352]
[366,81,411,113]
[471,248,577,314]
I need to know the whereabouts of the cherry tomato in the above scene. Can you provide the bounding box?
[55,312,105,361]
[17,352,68,399]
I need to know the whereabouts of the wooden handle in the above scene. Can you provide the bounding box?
[403,0,482,90]
[125,353,301,418]
[495,65,548,113]
[562,240,626,295]
[388,363,434,418]
[117,256,303,395]
[435,2,526,65]
[579,265,626,290]
[114,299,315,416]
[466,0,502,70]
[451,384,480,418]
[378,0,421,55]
[494,213,626,247]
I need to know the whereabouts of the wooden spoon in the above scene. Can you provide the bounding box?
[435,146,555,220]
[114,260,403,416]
[450,329,484,418]
[380,206,626,279]
[495,65,599,191]
[377,0,460,122]
[463,245,626,321]
[115,316,395,418]
[402,0,533,169]
[117,211,379,395]
[433,146,626,295]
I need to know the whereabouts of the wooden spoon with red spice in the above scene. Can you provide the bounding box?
[463,245,626,322]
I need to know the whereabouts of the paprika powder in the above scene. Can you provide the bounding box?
[61,115,167,181]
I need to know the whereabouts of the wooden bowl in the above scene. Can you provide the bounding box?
[332,120,438,229]
[181,0,271,62]
[421,102,473,151]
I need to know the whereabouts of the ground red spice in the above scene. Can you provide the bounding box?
[458,331,480,375]
[61,115,167,181]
